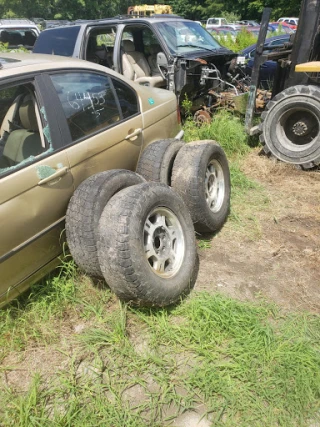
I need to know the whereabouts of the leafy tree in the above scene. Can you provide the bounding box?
[0,0,303,22]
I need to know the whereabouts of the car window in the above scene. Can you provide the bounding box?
[33,26,80,56]
[86,27,116,68]
[0,28,38,49]
[111,77,139,119]
[270,38,287,46]
[155,21,222,54]
[50,72,122,142]
[0,83,47,177]
[141,27,162,54]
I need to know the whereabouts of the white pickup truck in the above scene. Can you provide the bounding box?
[206,17,228,30]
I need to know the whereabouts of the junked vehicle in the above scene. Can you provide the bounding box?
[0,19,40,50]
[0,53,231,307]
[277,17,299,29]
[33,15,247,120]
[205,17,228,30]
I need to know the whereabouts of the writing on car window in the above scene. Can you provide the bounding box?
[50,72,120,141]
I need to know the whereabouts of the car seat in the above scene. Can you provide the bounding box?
[23,31,37,48]
[0,94,43,168]
[147,44,163,76]
[121,40,165,87]
[86,35,112,67]
[8,32,23,46]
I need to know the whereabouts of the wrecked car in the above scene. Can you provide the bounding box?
[33,15,245,120]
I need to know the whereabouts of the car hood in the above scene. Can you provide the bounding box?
[172,47,237,62]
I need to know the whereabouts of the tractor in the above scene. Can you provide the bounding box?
[245,0,320,170]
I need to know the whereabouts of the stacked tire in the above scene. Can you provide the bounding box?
[66,139,231,307]
[136,138,231,233]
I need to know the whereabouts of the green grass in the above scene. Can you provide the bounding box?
[1,287,319,426]
[1,113,317,426]
[183,110,250,158]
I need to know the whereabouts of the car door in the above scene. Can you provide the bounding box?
[0,76,74,304]
[46,69,143,188]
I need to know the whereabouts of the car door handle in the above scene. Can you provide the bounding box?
[38,166,69,185]
[125,128,142,140]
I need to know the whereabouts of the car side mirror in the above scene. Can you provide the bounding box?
[157,52,168,68]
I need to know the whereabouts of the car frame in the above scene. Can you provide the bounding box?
[0,53,183,306]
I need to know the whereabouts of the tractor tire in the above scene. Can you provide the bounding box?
[259,85,320,169]
[66,170,145,277]
[171,140,231,234]
[136,139,184,185]
[97,182,198,307]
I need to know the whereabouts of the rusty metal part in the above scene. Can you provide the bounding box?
[208,89,237,110]
[206,87,271,112]
[256,89,272,111]
[194,109,211,124]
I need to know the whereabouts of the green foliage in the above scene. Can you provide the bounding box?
[181,94,193,117]
[221,11,241,23]
[0,0,302,22]
[183,110,250,159]
[0,42,27,53]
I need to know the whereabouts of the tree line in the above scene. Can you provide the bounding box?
[0,0,301,22]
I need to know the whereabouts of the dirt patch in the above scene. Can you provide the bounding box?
[197,150,320,313]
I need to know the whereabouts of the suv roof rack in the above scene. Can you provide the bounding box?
[0,18,35,26]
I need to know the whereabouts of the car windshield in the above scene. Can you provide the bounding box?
[155,20,222,54]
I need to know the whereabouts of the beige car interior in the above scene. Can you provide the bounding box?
[0,93,44,169]
[86,36,113,68]
[121,40,165,87]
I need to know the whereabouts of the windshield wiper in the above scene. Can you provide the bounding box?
[176,44,215,52]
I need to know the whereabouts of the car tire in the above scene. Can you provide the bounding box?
[135,139,184,185]
[97,182,199,307]
[171,140,231,234]
[259,85,320,169]
[66,170,145,277]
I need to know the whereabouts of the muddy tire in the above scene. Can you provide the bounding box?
[136,139,184,185]
[259,85,320,169]
[66,170,145,277]
[97,182,198,306]
[171,140,231,234]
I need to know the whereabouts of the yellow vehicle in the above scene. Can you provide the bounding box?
[127,4,172,17]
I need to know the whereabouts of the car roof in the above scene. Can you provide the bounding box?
[0,19,39,28]
[0,52,121,79]
[40,14,191,31]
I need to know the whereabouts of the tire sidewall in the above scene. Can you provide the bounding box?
[98,183,198,306]
[129,190,197,301]
[160,140,184,185]
[197,143,231,227]
[262,87,320,165]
